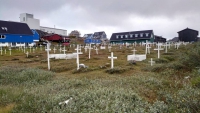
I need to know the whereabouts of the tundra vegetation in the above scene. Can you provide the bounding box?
[0,42,200,113]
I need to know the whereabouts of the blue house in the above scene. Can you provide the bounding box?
[0,20,38,46]
[83,34,93,39]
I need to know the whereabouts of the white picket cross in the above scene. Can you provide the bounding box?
[149,58,155,66]
[132,48,137,55]
[108,52,117,69]
[95,47,99,54]
[0,47,2,55]
[154,44,164,59]
[45,43,51,70]
[9,47,12,55]
[26,51,29,58]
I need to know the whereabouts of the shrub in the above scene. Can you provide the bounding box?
[0,66,54,86]
[154,58,169,63]
[105,67,126,74]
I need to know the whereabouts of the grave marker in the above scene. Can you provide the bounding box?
[154,44,164,59]
[149,58,155,66]
[0,47,2,55]
[26,51,29,58]
[108,52,117,69]
[45,43,51,70]
[132,48,137,55]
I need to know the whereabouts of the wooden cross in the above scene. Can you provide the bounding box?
[76,45,82,70]
[108,52,117,69]
[26,51,29,58]
[108,46,112,52]
[33,47,35,53]
[53,47,57,53]
[39,44,42,51]
[45,43,51,70]
[88,44,93,59]
[132,48,137,55]
[0,47,2,55]
[154,44,164,59]
[149,58,155,66]
[9,47,12,55]
[62,46,67,54]
[84,46,88,53]
[95,47,99,54]
[4,49,6,54]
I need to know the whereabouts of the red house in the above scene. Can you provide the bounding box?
[42,34,62,42]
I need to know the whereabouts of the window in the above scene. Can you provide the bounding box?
[0,35,6,39]
[121,35,123,38]
[125,35,128,38]
[140,33,143,37]
[116,35,119,39]
[130,34,133,38]
[135,34,138,37]
[145,33,149,37]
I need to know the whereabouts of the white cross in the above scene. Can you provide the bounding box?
[4,49,6,54]
[0,47,2,55]
[23,46,26,53]
[76,45,82,70]
[9,47,12,55]
[45,43,51,70]
[39,44,42,51]
[108,52,117,69]
[88,44,93,59]
[163,43,169,53]
[53,47,57,53]
[108,46,112,52]
[26,51,29,58]
[154,44,164,59]
[62,46,67,54]
[33,47,35,53]
[95,47,99,54]
[149,58,155,66]
[132,48,137,55]
[84,46,88,53]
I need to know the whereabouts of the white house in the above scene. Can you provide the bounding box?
[20,13,67,36]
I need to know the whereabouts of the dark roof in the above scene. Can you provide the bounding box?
[93,31,105,36]
[0,20,33,35]
[178,28,199,34]
[84,34,93,37]
[110,30,153,41]
[35,30,48,38]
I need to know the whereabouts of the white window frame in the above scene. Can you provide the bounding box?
[135,34,138,37]
[130,34,133,38]
[125,35,128,38]
[0,35,6,39]
[145,33,149,37]
[140,33,143,37]
[116,35,119,39]
[121,35,123,38]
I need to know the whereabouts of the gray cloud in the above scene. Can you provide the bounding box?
[0,0,200,39]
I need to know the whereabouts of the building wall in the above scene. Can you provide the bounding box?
[20,13,67,36]
[40,26,67,36]
[110,39,153,44]
[20,13,40,29]
[179,30,198,42]
[0,34,33,43]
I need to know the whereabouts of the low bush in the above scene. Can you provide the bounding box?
[105,67,126,74]
[0,66,54,86]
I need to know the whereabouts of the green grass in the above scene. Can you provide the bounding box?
[0,42,200,112]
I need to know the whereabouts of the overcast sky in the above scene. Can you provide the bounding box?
[0,0,200,40]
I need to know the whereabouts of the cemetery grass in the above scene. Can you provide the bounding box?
[0,43,200,112]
